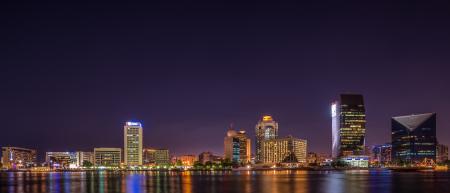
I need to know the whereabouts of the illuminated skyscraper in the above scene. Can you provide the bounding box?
[391,113,437,165]
[224,128,251,164]
[255,115,278,162]
[124,121,143,166]
[331,94,366,158]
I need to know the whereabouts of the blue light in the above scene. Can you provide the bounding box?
[126,122,142,127]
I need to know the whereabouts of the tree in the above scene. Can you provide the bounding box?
[193,161,204,169]
[222,159,233,169]
[82,161,93,168]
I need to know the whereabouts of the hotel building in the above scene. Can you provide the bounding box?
[124,121,143,166]
[255,115,278,162]
[261,135,307,165]
[1,147,37,169]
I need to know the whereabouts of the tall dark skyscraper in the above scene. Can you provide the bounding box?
[331,94,366,158]
[391,113,437,165]
[255,115,278,162]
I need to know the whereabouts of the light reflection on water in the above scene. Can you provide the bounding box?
[0,170,449,193]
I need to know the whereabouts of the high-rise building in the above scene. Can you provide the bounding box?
[45,152,78,168]
[261,135,307,165]
[94,148,122,167]
[436,143,448,164]
[331,94,366,158]
[124,121,143,166]
[391,113,437,165]
[143,148,170,165]
[1,147,37,169]
[224,129,251,164]
[77,151,94,167]
[255,115,278,162]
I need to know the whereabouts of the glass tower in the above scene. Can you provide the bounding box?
[224,129,251,164]
[391,113,437,165]
[331,94,366,158]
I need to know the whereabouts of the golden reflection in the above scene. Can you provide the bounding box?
[181,171,192,193]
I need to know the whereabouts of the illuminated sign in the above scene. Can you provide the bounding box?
[262,115,273,122]
[126,122,142,127]
[331,103,337,117]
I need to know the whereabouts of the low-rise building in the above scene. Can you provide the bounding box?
[94,148,122,167]
[45,152,78,169]
[77,151,94,167]
[175,155,197,166]
[143,148,170,165]
[1,147,37,169]
[437,144,449,164]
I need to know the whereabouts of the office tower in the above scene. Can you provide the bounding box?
[1,147,37,169]
[143,148,170,165]
[124,121,143,166]
[391,113,437,165]
[436,143,448,164]
[76,151,94,167]
[261,135,307,165]
[371,144,392,165]
[255,115,278,162]
[45,152,78,168]
[94,148,122,167]
[224,129,251,164]
[331,94,366,158]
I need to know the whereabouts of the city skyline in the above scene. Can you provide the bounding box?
[1,2,450,158]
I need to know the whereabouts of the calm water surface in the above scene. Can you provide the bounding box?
[1,170,449,193]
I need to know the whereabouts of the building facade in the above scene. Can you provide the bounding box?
[371,144,392,166]
[124,121,143,166]
[332,94,366,158]
[94,148,122,167]
[391,113,437,165]
[436,143,448,164]
[175,155,197,166]
[1,147,37,169]
[255,115,278,162]
[261,135,307,165]
[224,129,251,164]
[77,151,94,167]
[143,148,170,165]
[45,152,78,168]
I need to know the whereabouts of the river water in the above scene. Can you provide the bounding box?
[0,170,449,193]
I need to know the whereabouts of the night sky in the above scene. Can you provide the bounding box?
[1,2,450,160]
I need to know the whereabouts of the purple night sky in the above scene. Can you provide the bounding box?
[1,2,449,159]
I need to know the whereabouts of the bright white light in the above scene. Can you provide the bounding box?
[331,103,337,117]
[126,122,141,126]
